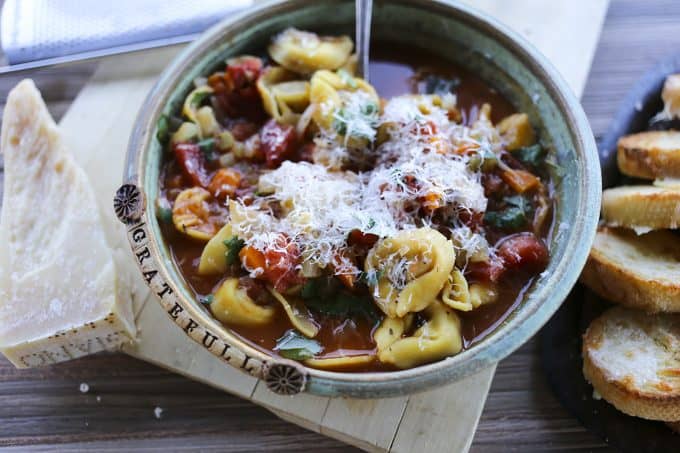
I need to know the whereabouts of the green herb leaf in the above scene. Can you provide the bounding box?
[191,90,211,108]
[358,269,383,287]
[365,218,376,230]
[223,236,246,266]
[361,102,378,116]
[156,114,170,144]
[301,277,380,322]
[422,75,460,95]
[200,294,214,305]
[274,330,323,360]
[484,195,533,231]
[198,138,218,161]
[515,144,546,169]
[156,205,172,224]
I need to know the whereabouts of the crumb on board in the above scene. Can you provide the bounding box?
[79,383,89,393]
[96,395,101,402]
[592,390,602,400]
[154,406,163,419]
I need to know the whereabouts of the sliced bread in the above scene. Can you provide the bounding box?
[580,228,680,313]
[583,306,680,421]
[618,131,680,179]
[602,185,680,232]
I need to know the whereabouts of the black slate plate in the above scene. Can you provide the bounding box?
[540,54,680,452]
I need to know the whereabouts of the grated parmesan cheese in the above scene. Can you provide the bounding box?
[229,94,493,276]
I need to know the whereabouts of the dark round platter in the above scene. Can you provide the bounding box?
[540,54,680,452]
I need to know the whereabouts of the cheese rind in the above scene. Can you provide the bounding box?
[0,79,136,367]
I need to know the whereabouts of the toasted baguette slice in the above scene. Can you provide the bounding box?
[580,228,680,313]
[583,307,680,421]
[618,131,680,179]
[602,186,680,231]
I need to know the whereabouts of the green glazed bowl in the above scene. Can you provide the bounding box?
[115,0,601,398]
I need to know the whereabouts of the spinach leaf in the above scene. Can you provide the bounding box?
[274,330,323,360]
[484,195,533,231]
[156,114,170,144]
[198,138,218,161]
[421,75,460,96]
[515,144,546,169]
[200,294,214,305]
[301,277,380,322]
[223,236,245,266]
[190,90,211,108]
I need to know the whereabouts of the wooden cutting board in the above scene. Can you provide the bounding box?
[56,1,608,451]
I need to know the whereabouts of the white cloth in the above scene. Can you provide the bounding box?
[1,0,253,64]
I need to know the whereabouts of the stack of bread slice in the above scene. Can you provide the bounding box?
[579,74,680,425]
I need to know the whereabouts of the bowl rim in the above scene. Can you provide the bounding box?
[120,0,601,397]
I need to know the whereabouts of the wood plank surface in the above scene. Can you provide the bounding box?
[0,0,674,450]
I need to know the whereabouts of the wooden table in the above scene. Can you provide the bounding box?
[0,0,675,450]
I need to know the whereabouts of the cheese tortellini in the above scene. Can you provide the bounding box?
[210,278,275,326]
[269,28,353,75]
[440,268,499,311]
[198,223,233,275]
[256,67,310,126]
[373,301,463,369]
[365,228,455,318]
[309,69,378,131]
[172,187,220,241]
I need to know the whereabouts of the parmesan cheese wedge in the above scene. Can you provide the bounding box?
[0,80,136,368]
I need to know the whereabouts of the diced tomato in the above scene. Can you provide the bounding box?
[496,232,549,273]
[465,258,506,283]
[209,57,265,122]
[240,235,303,292]
[230,121,259,141]
[208,168,241,200]
[226,57,262,89]
[260,119,297,168]
[458,209,484,230]
[294,143,316,163]
[347,229,379,247]
[482,172,505,197]
[173,143,209,187]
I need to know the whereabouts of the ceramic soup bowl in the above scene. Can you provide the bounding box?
[114,0,600,397]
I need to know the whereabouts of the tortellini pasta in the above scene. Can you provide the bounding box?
[365,228,455,318]
[182,85,214,124]
[172,187,219,241]
[268,28,353,75]
[210,278,276,326]
[373,301,463,369]
[198,223,233,275]
[440,268,498,312]
[257,67,311,125]
[304,354,374,370]
[309,69,378,131]
[268,287,320,338]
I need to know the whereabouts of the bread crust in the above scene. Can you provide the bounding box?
[582,308,680,421]
[579,228,680,313]
[602,186,680,230]
[618,131,680,179]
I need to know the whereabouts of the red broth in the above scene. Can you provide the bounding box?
[159,44,552,372]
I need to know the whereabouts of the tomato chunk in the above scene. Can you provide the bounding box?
[260,119,297,168]
[209,57,265,122]
[465,258,505,283]
[347,229,379,247]
[173,143,209,187]
[496,232,549,273]
[240,235,302,292]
